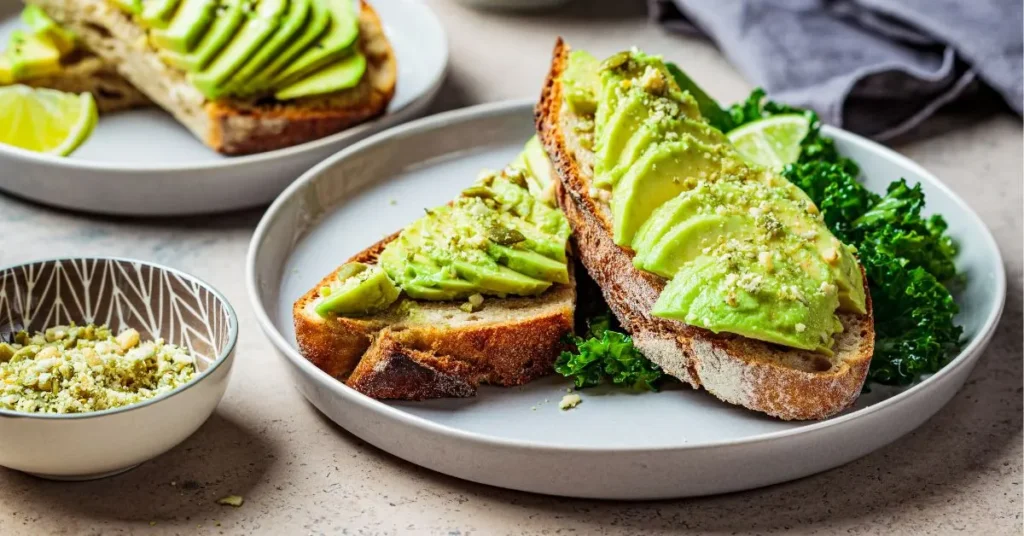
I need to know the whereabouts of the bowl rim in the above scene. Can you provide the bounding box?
[246,99,1008,453]
[0,256,239,421]
[0,0,449,173]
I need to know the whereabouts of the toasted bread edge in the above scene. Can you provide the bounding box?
[535,38,875,420]
[293,233,575,400]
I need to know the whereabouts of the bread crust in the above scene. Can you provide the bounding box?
[293,233,575,400]
[535,38,874,420]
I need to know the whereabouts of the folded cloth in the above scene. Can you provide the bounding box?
[650,0,1023,140]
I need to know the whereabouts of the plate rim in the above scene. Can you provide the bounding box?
[0,0,448,172]
[246,99,1007,454]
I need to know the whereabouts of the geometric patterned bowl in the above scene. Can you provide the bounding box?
[0,258,237,480]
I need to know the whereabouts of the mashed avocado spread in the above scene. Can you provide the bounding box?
[313,138,571,317]
[562,49,867,353]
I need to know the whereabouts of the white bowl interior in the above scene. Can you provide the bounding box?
[0,259,234,374]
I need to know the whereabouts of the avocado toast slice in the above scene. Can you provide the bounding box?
[0,6,149,112]
[293,148,576,399]
[536,39,875,420]
[6,53,150,113]
[29,0,396,155]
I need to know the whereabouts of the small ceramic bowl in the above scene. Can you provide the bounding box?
[0,258,237,480]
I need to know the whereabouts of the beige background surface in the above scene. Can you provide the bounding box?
[0,1,1021,534]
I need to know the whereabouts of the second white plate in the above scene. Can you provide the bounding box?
[247,101,1005,499]
[0,0,447,216]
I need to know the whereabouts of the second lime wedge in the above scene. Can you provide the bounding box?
[727,114,810,169]
[0,84,98,156]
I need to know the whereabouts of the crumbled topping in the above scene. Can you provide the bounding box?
[0,325,197,414]
[822,247,839,264]
[559,393,582,410]
[639,66,667,95]
[216,495,244,507]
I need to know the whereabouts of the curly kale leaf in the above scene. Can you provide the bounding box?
[852,180,959,282]
[554,313,664,391]
[860,248,963,385]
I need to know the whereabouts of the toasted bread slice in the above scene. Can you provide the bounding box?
[29,0,396,155]
[293,233,576,400]
[13,53,150,113]
[535,39,875,420]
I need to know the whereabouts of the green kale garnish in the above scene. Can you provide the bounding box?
[726,88,965,385]
[858,247,963,385]
[782,160,877,240]
[555,312,664,391]
[852,181,959,282]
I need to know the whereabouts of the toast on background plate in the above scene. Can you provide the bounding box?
[16,55,150,113]
[293,142,576,399]
[535,39,875,420]
[0,5,148,112]
[28,0,397,155]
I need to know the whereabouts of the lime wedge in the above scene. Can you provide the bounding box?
[0,84,98,156]
[727,114,810,169]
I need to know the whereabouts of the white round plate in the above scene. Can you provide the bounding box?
[0,0,447,216]
[247,101,1006,499]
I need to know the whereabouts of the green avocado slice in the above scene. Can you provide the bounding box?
[140,0,181,29]
[225,0,313,93]
[245,0,331,95]
[109,0,143,14]
[639,214,752,278]
[21,5,76,55]
[191,0,288,99]
[274,51,366,100]
[7,30,61,80]
[594,89,718,189]
[314,262,400,317]
[521,136,554,201]
[602,115,726,189]
[150,0,217,54]
[652,254,840,353]
[562,50,601,115]
[270,0,359,89]
[451,261,551,296]
[611,136,728,246]
[165,0,245,73]
[487,244,569,285]
[631,189,706,268]
[0,56,12,84]
[594,90,649,188]
[379,232,479,301]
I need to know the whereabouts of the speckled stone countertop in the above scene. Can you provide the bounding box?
[0,2,1021,535]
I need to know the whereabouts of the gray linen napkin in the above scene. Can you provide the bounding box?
[650,0,1023,140]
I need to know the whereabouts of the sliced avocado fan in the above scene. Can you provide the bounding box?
[133,0,367,101]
